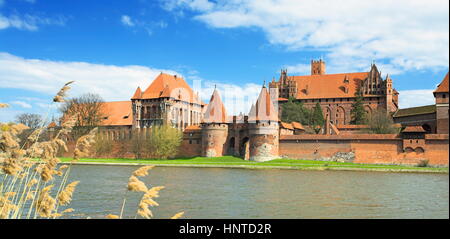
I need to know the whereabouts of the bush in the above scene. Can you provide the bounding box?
[147,125,182,159]
[95,134,114,157]
[366,109,399,134]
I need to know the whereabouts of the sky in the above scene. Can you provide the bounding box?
[0,0,448,122]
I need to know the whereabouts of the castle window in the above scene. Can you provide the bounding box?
[443,94,447,99]
[189,140,192,144]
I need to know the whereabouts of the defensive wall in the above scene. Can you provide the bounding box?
[280,134,449,166]
[58,127,449,166]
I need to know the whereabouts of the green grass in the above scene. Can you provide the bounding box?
[58,156,449,173]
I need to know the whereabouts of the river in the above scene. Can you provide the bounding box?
[62,165,448,219]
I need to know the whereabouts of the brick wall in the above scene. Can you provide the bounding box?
[279,134,449,166]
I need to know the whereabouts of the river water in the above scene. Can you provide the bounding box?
[62,165,448,219]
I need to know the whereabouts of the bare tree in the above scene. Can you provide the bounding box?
[59,93,106,137]
[15,113,44,129]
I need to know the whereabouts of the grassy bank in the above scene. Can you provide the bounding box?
[59,156,449,173]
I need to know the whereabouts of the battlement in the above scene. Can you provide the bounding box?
[311,59,326,75]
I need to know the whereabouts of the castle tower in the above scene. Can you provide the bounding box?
[248,85,279,162]
[434,72,449,134]
[385,74,394,113]
[201,88,229,157]
[131,87,142,129]
[311,59,326,75]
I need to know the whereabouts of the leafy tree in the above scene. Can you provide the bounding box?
[366,109,399,134]
[147,124,182,159]
[281,97,311,125]
[350,88,367,125]
[311,103,324,133]
[15,113,44,129]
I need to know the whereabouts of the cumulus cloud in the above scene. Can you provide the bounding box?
[0,52,264,117]
[161,0,449,74]
[0,52,180,101]
[397,89,436,109]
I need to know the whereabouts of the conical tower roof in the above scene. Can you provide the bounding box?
[248,86,279,122]
[203,88,228,123]
[131,87,142,100]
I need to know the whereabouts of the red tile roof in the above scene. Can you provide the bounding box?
[280,122,294,130]
[137,73,204,105]
[203,89,228,123]
[434,72,449,93]
[100,101,133,126]
[248,86,279,122]
[131,87,142,100]
[289,72,368,99]
[402,125,426,133]
[291,121,305,130]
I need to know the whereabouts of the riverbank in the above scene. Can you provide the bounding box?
[59,156,449,174]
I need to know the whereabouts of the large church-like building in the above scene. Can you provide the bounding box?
[269,60,399,125]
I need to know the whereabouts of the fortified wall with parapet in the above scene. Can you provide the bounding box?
[56,61,449,166]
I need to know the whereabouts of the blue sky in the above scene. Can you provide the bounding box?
[0,0,449,122]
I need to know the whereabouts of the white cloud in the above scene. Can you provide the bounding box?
[10,100,32,108]
[0,14,66,31]
[397,89,435,108]
[162,0,449,74]
[121,15,134,27]
[0,52,268,120]
[0,52,180,102]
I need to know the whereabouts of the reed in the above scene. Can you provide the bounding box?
[1,84,184,219]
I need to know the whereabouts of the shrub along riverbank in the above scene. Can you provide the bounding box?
[59,156,449,174]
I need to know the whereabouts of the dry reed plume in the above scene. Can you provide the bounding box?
[1,82,184,219]
[171,211,184,219]
[0,81,89,219]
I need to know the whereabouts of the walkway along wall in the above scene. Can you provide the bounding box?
[279,134,449,166]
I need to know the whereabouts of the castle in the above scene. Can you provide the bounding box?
[269,60,399,125]
[91,60,448,164]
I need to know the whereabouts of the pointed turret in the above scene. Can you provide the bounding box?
[248,86,279,122]
[201,89,229,157]
[203,88,228,123]
[131,87,142,100]
[247,85,280,162]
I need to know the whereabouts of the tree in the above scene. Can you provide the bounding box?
[366,109,399,134]
[311,103,325,133]
[15,113,44,129]
[350,88,367,125]
[59,93,105,137]
[281,97,311,125]
[147,124,182,159]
